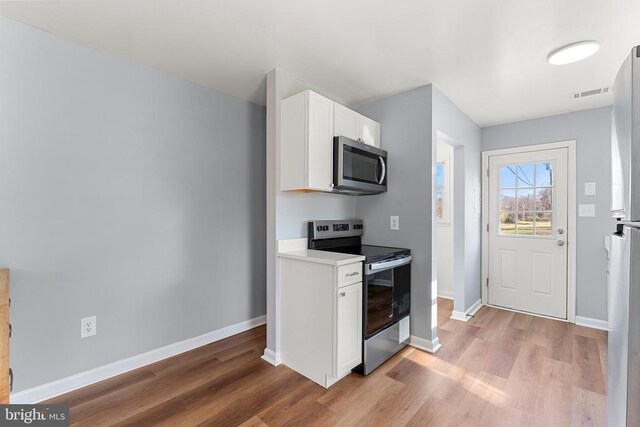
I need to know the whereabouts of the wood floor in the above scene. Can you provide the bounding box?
[47,298,608,426]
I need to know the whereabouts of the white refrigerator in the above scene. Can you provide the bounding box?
[608,44,640,427]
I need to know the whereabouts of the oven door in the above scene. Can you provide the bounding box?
[364,255,412,338]
[334,136,387,195]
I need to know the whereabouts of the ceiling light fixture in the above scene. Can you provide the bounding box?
[547,41,600,65]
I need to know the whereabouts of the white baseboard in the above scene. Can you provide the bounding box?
[450,311,469,322]
[410,335,441,353]
[437,292,453,300]
[10,314,267,404]
[261,348,282,366]
[466,299,483,317]
[575,316,608,331]
[450,299,482,322]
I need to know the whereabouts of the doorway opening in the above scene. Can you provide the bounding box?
[436,140,454,301]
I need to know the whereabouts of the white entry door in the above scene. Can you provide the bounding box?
[488,148,568,319]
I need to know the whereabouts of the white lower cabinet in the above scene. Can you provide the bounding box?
[336,282,362,377]
[280,257,363,388]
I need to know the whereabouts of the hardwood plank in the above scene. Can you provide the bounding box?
[72,350,257,425]
[533,375,573,426]
[504,342,547,414]
[278,401,337,427]
[455,337,492,374]
[406,395,457,427]
[435,324,481,364]
[546,319,575,363]
[571,386,607,426]
[509,312,534,331]
[572,335,606,395]
[359,374,435,427]
[483,326,526,378]
[257,381,327,426]
[467,305,498,328]
[475,308,515,343]
[238,416,268,427]
[330,374,403,425]
[46,367,156,407]
[192,368,307,426]
[469,371,509,407]
[541,357,573,385]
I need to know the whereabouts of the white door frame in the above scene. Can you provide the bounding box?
[481,140,577,323]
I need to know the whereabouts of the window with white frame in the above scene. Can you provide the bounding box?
[436,160,450,222]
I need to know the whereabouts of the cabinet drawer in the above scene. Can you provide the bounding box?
[337,263,362,287]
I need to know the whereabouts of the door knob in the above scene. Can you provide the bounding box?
[557,240,565,247]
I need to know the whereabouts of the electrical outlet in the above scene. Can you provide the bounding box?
[578,204,596,217]
[81,316,97,338]
[390,216,399,230]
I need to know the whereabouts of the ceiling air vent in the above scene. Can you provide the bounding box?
[572,87,610,99]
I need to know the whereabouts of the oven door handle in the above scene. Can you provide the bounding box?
[366,255,412,273]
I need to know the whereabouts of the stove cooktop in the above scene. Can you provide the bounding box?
[319,244,410,264]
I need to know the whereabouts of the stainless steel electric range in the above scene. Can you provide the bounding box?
[308,219,412,375]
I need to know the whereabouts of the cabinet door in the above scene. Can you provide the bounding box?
[358,115,381,147]
[307,92,334,191]
[336,282,362,377]
[334,103,359,141]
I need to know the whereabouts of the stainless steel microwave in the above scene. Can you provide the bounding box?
[333,136,387,195]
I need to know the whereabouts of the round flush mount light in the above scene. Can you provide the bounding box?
[547,41,600,65]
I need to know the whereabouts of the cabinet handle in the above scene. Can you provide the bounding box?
[8,323,11,338]
[9,368,13,392]
[345,272,359,277]
[340,292,346,297]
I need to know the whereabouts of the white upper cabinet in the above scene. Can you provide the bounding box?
[334,103,380,148]
[334,103,359,141]
[358,115,381,148]
[280,90,381,192]
[281,90,334,192]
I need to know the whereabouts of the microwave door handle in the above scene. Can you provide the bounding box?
[378,156,386,184]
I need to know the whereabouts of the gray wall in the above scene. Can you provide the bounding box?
[432,86,483,314]
[482,106,614,321]
[276,192,355,239]
[355,86,436,340]
[0,17,266,391]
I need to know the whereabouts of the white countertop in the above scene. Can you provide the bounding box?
[278,249,364,266]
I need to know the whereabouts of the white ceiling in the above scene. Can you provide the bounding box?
[2,0,639,126]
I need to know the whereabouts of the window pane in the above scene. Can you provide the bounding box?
[517,164,535,187]
[535,212,552,236]
[501,189,516,211]
[517,212,535,236]
[500,212,516,234]
[517,188,535,211]
[436,163,444,191]
[536,162,553,187]
[436,191,443,219]
[500,165,516,188]
[535,187,552,211]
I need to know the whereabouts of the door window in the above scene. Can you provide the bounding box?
[499,162,554,237]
